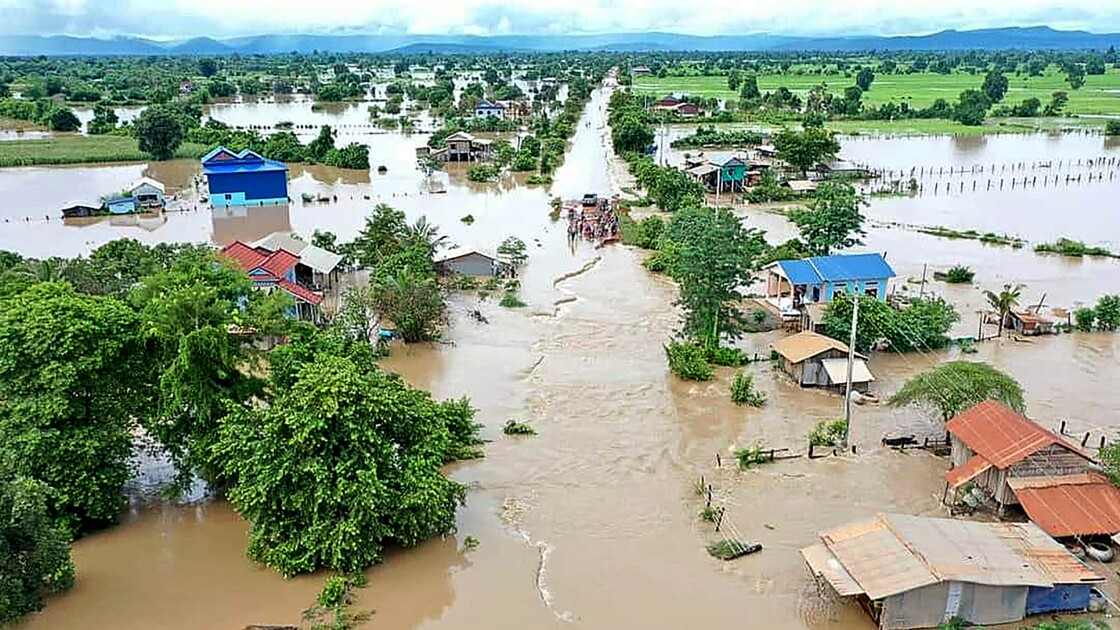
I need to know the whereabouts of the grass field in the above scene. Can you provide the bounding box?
[633,68,1120,116]
[0,135,208,167]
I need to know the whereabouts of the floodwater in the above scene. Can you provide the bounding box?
[10,90,1120,629]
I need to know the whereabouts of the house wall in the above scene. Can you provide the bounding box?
[107,199,136,214]
[207,171,288,205]
[880,582,1027,630]
[438,253,497,276]
[823,279,888,302]
[476,107,503,118]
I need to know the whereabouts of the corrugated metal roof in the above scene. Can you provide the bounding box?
[813,514,1098,600]
[999,520,1104,584]
[221,241,268,272]
[820,357,875,385]
[800,544,864,596]
[883,513,1052,588]
[129,177,165,193]
[785,179,817,192]
[945,454,994,488]
[687,164,719,176]
[771,253,895,285]
[820,516,938,599]
[771,331,862,364]
[250,232,343,274]
[251,232,308,255]
[1011,473,1120,538]
[946,400,1093,469]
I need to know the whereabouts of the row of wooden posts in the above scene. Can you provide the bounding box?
[871,155,1120,180]
[844,127,1112,141]
[872,170,1118,196]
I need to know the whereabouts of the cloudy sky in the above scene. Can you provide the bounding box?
[1,0,1118,39]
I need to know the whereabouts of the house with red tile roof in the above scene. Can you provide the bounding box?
[220,240,324,321]
[943,400,1120,539]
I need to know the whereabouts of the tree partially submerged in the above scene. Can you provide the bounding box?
[0,471,75,625]
[890,361,1025,421]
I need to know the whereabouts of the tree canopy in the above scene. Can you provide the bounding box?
[134,104,184,160]
[0,471,75,625]
[790,181,867,256]
[773,127,840,175]
[890,361,1025,421]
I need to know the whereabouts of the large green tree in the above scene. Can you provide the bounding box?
[134,105,184,160]
[823,293,958,353]
[665,206,767,346]
[790,181,867,256]
[349,204,409,269]
[129,252,290,487]
[0,471,75,625]
[212,346,472,576]
[0,283,147,534]
[890,361,1025,421]
[981,71,1009,104]
[773,127,841,176]
[372,268,445,343]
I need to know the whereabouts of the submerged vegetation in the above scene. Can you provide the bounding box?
[807,419,848,447]
[1034,237,1119,259]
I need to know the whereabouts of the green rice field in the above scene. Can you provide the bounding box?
[633,69,1120,116]
[0,135,209,167]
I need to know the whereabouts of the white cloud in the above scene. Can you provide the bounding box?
[1,0,1118,37]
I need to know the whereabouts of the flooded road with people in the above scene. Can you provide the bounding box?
[9,87,1120,629]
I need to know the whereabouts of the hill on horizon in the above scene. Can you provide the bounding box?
[0,26,1117,56]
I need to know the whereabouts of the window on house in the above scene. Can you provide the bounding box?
[224,193,232,201]
[864,286,879,298]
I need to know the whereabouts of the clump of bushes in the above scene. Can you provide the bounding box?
[453,275,479,290]
[460,214,475,224]
[941,265,975,284]
[1034,237,1117,258]
[499,291,526,308]
[706,345,748,367]
[666,341,713,381]
[735,442,770,468]
[466,163,500,182]
[1073,294,1120,331]
[808,419,847,447]
[730,372,766,407]
[1106,120,1120,136]
[503,420,536,436]
[699,506,719,522]
[526,174,553,185]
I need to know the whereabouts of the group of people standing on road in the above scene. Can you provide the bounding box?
[566,197,620,243]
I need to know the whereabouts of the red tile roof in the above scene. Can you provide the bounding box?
[220,241,298,278]
[259,248,299,278]
[945,454,993,488]
[220,240,268,272]
[1011,472,1120,537]
[278,279,323,305]
[946,400,1092,469]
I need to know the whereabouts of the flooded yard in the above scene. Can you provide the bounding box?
[8,89,1120,629]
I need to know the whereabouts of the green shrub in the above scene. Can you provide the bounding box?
[526,174,553,185]
[666,341,713,381]
[735,442,770,468]
[1074,307,1097,331]
[453,275,478,290]
[466,163,500,182]
[634,216,665,249]
[1096,294,1120,331]
[706,345,748,367]
[460,214,475,224]
[942,265,975,284]
[1106,120,1120,136]
[1034,237,1116,258]
[699,506,719,522]
[730,372,766,407]
[482,277,501,291]
[808,419,847,447]
[503,420,536,436]
[499,292,526,308]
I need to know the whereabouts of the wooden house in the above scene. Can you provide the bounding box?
[1005,310,1056,336]
[442,131,493,162]
[653,95,680,110]
[943,400,1120,539]
[630,66,652,77]
[672,102,701,117]
[782,179,817,196]
[801,513,1102,630]
[771,331,873,393]
[60,202,101,218]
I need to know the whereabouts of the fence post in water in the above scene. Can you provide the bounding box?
[1082,432,1091,447]
[715,507,725,532]
[716,453,721,468]
[1060,420,1067,435]
[1101,436,1107,450]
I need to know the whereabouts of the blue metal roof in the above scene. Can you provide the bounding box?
[775,253,895,284]
[202,146,288,175]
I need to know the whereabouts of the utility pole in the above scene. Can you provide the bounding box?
[843,294,859,449]
[918,263,927,298]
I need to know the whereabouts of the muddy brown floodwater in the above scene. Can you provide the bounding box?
[10,90,1120,629]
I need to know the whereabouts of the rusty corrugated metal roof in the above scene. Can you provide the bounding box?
[946,400,1092,469]
[945,454,993,488]
[1011,472,1120,538]
[220,240,267,272]
[811,513,1098,600]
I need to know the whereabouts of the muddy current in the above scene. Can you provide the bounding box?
[7,89,1120,629]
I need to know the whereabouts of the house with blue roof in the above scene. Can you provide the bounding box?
[202,147,289,208]
[763,253,895,317]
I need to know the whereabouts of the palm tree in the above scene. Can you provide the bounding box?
[983,283,1024,337]
[404,215,448,254]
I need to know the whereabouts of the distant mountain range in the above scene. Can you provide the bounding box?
[1,26,1117,56]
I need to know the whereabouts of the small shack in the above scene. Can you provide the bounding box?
[442,131,492,162]
[630,66,651,77]
[771,331,873,393]
[474,100,506,119]
[60,202,101,218]
[782,179,817,196]
[943,400,1120,537]
[1005,310,1056,336]
[128,177,166,208]
[434,248,512,277]
[801,513,1102,630]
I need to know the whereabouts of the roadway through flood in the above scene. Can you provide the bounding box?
[11,88,1120,629]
